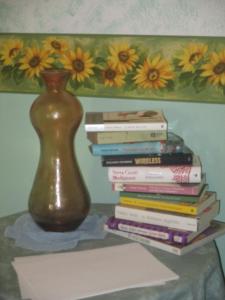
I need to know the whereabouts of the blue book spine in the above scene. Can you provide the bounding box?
[90,141,162,156]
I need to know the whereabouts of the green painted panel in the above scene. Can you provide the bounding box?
[0,33,225,104]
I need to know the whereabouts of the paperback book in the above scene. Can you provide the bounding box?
[101,146,193,167]
[90,132,184,155]
[115,200,219,231]
[105,216,210,245]
[112,174,206,195]
[119,184,207,203]
[85,110,167,132]
[104,220,225,256]
[108,155,202,183]
[119,189,215,216]
[87,130,167,144]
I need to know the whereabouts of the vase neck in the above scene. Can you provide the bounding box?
[41,69,70,92]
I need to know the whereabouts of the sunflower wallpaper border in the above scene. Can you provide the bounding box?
[0,33,225,104]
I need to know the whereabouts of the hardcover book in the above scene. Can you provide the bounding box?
[101,146,193,167]
[112,174,206,195]
[87,130,167,144]
[104,220,225,256]
[105,216,210,245]
[114,200,219,231]
[89,132,184,155]
[85,110,167,132]
[119,189,215,216]
[108,155,202,183]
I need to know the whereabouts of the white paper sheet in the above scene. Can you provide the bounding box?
[13,243,179,300]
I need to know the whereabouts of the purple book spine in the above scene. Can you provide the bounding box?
[106,216,189,244]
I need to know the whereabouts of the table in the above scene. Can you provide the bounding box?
[1,204,225,300]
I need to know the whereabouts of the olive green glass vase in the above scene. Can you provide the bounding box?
[28,69,90,232]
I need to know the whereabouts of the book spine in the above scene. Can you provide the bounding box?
[108,165,201,183]
[106,216,189,243]
[102,152,193,167]
[119,197,198,215]
[115,201,219,232]
[90,141,163,156]
[85,122,167,132]
[115,205,198,231]
[104,225,182,255]
[112,182,203,195]
[87,130,167,144]
[105,220,225,256]
[119,191,200,203]
[172,222,210,244]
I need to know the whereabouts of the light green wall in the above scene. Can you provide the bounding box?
[0,0,225,273]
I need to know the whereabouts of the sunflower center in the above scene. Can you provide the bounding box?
[105,68,116,80]
[189,52,201,64]
[213,62,225,75]
[29,56,41,68]
[118,51,129,62]
[148,69,159,81]
[73,59,84,72]
[9,47,18,57]
[51,40,61,50]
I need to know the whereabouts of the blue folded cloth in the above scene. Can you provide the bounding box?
[4,213,108,252]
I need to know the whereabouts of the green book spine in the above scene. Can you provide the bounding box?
[120,185,208,203]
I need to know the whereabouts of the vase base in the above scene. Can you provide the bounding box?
[34,218,86,232]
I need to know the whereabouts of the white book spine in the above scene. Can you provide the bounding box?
[104,225,183,255]
[108,164,201,183]
[118,224,170,240]
[104,221,225,256]
[115,201,219,232]
[85,122,167,132]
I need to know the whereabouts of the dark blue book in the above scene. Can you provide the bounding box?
[101,146,193,166]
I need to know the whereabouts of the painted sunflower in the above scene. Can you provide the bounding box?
[0,39,23,66]
[19,47,54,79]
[42,37,70,55]
[60,47,94,82]
[102,62,125,87]
[108,43,138,73]
[201,50,225,86]
[133,55,174,89]
[177,43,208,73]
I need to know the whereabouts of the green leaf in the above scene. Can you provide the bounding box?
[93,67,103,82]
[52,61,64,69]
[95,56,106,65]
[125,72,135,83]
[1,65,13,80]
[83,78,95,89]
[70,79,82,90]
[37,76,44,87]
[125,81,136,91]
[166,80,175,91]
[137,53,146,64]
[179,72,193,81]
[178,72,193,87]
[192,75,208,93]
[173,58,180,66]
[12,68,25,84]
[223,86,225,96]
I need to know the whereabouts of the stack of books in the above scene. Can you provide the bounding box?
[85,110,225,255]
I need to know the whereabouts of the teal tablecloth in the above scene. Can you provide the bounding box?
[1,204,225,300]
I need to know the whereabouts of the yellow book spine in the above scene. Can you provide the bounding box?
[119,197,197,215]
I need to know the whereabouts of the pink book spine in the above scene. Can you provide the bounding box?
[108,164,201,183]
[112,182,201,195]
